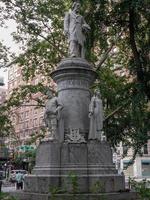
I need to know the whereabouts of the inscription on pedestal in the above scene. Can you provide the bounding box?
[58,79,89,91]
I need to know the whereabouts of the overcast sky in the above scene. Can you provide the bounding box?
[0,19,19,87]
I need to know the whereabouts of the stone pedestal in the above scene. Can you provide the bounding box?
[11,191,139,200]
[51,58,96,140]
[24,141,124,194]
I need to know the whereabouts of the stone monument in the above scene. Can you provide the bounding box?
[12,2,138,200]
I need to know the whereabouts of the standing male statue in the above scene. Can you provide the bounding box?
[64,1,90,58]
[44,91,64,142]
[88,91,104,140]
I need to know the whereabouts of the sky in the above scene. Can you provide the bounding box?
[0,19,19,87]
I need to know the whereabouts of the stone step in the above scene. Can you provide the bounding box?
[10,191,139,200]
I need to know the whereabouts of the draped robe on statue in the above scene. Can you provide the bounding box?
[89,96,103,140]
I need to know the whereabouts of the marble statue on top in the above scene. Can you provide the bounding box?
[88,91,104,140]
[64,1,90,58]
[44,90,64,142]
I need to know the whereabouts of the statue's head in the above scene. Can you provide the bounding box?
[95,90,101,98]
[72,1,80,13]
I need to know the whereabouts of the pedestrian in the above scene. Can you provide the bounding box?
[15,171,24,190]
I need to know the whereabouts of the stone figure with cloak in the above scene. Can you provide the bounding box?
[88,91,104,140]
[64,1,90,58]
[44,91,64,142]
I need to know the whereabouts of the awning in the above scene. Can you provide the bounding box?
[123,160,133,164]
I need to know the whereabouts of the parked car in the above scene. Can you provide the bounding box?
[9,170,27,183]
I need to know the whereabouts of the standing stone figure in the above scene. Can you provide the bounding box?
[88,91,104,140]
[64,1,90,58]
[44,92,64,142]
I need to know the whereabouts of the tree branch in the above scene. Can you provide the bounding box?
[104,99,131,121]
[129,7,144,82]
[96,29,125,71]
[129,7,150,99]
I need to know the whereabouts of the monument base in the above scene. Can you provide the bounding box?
[10,191,139,200]
[24,141,125,194]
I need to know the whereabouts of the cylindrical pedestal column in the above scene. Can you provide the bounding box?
[51,58,96,141]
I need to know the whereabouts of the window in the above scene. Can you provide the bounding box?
[20,113,24,121]
[25,121,29,129]
[22,123,26,130]
[25,111,29,119]
[143,144,148,154]
[142,160,150,176]
[33,118,38,127]
[123,160,133,170]
[39,117,44,126]
[123,145,128,155]
[34,109,37,115]
[19,123,23,130]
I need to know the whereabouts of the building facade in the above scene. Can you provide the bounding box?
[114,141,150,180]
[0,87,6,104]
[6,65,49,149]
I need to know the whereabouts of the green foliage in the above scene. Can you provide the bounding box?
[49,186,67,200]
[96,66,150,153]
[0,105,15,137]
[129,178,150,200]
[0,42,9,66]
[90,181,105,193]
[0,0,149,158]
[68,172,79,194]
[0,192,16,200]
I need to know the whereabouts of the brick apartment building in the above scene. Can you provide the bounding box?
[6,65,51,149]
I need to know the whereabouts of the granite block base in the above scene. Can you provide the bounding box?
[10,191,139,200]
[23,141,125,194]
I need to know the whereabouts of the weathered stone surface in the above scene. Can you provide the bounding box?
[51,58,96,141]
[57,57,93,69]
[10,191,139,200]
[87,141,113,165]
[24,141,125,194]
[64,2,90,58]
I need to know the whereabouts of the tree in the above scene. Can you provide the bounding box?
[0,41,9,67]
[0,0,149,157]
